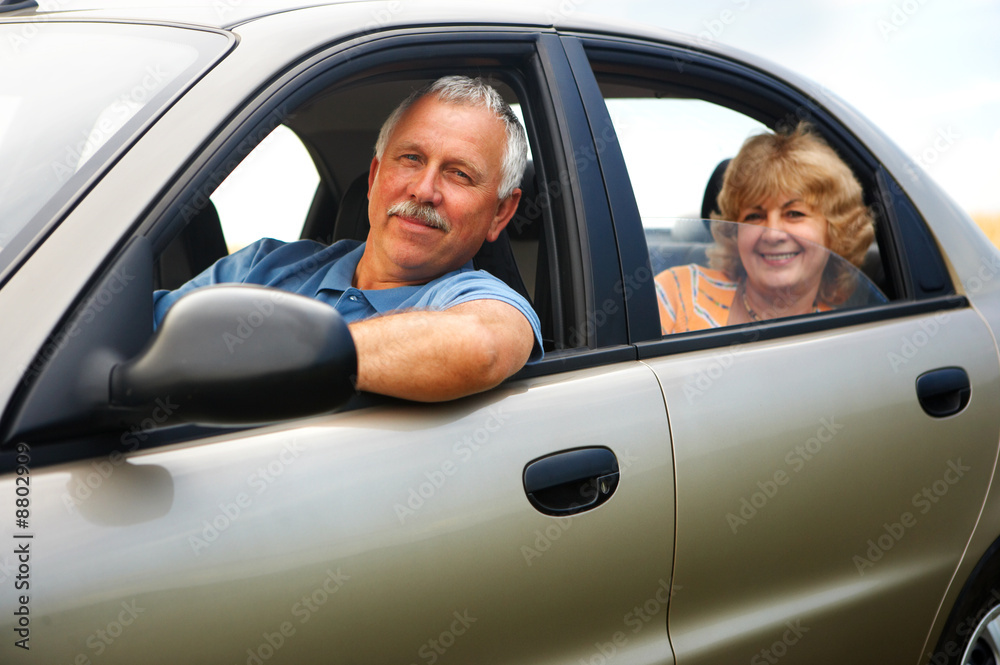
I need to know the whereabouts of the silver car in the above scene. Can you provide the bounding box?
[2,2,1000,664]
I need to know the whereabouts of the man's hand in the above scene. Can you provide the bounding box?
[348,299,534,401]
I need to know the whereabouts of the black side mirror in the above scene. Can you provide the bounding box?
[2,236,357,446]
[111,285,357,425]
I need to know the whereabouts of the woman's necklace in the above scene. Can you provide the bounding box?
[739,280,822,321]
[740,285,761,322]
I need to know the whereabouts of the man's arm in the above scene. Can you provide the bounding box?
[348,299,534,402]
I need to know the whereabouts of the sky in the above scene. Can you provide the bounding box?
[568,0,1000,217]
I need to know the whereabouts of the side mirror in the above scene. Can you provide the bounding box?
[111,285,357,425]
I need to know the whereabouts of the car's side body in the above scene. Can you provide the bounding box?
[1,3,999,664]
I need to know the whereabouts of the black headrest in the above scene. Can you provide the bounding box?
[332,172,371,243]
[157,200,228,290]
[700,158,731,219]
[506,162,541,241]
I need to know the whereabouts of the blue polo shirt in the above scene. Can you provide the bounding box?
[153,238,543,361]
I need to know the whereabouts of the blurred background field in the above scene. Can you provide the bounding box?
[974,213,1000,248]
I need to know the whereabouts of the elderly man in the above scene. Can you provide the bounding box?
[153,76,542,401]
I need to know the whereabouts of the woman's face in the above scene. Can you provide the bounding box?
[736,193,830,298]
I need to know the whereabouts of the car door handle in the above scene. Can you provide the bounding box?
[916,367,971,417]
[523,447,620,516]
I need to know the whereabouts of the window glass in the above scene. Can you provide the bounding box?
[0,22,227,275]
[597,75,890,336]
[211,125,320,252]
[604,97,766,226]
[652,219,886,335]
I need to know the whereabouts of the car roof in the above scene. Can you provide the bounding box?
[4,0,792,78]
[3,0,711,52]
[3,0,845,143]
[2,0,320,27]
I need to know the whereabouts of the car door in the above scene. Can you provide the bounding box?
[565,34,1000,663]
[0,17,678,665]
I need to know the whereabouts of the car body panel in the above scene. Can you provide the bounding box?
[1,365,675,664]
[648,310,1000,662]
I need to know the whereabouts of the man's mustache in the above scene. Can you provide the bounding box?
[387,201,450,232]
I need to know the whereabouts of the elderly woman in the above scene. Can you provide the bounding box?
[655,122,875,334]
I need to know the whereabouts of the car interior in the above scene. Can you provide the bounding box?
[152,66,895,359]
[154,75,563,351]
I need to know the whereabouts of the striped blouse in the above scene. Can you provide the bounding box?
[655,265,737,334]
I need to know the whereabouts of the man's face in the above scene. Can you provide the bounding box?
[362,94,520,287]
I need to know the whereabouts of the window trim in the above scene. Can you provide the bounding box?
[635,294,968,360]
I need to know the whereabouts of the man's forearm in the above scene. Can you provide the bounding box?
[348,300,534,402]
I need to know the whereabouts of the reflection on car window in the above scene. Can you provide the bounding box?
[0,23,227,274]
[649,219,887,334]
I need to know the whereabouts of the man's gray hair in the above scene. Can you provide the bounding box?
[374,75,528,200]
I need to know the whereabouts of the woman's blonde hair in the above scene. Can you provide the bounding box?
[707,122,875,304]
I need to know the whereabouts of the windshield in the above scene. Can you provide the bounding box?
[0,21,229,279]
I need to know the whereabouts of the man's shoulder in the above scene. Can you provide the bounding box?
[422,268,543,361]
[423,267,523,304]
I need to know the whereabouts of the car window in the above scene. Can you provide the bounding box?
[585,63,896,337]
[152,41,585,353]
[0,22,228,281]
[210,125,320,252]
[604,97,766,224]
